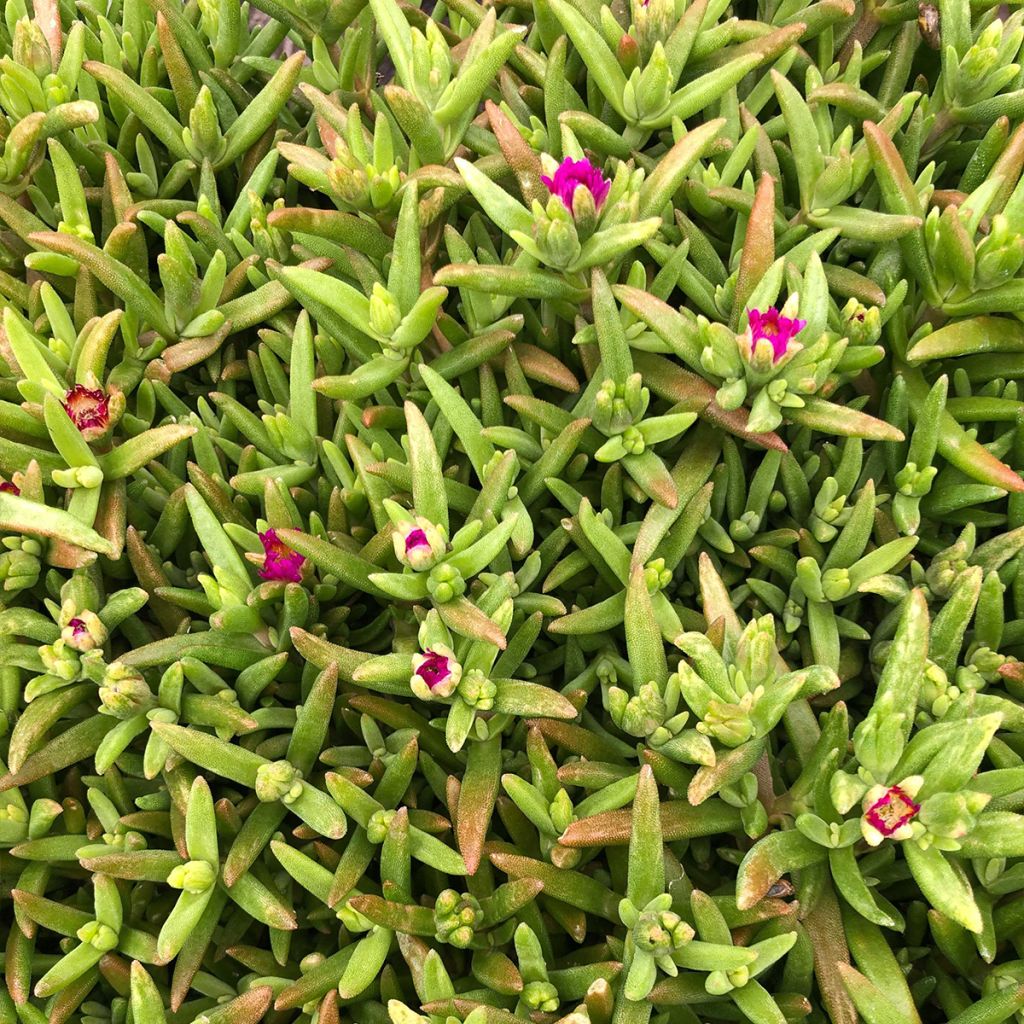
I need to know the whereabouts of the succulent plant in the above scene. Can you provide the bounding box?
[7,1,1024,1023]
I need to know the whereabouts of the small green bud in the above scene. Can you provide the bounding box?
[99,663,156,719]
[433,890,483,948]
[458,669,496,710]
[367,808,397,844]
[255,761,304,804]
[522,981,559,1012]
[77,920,119,952]
[370,283,403,336]
[427,562,465,603]
[167,859,217,893]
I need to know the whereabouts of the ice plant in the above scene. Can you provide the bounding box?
[6,2,1024,1023]
[62,384,109,432]
[862,782,922,845]
[541,156,611,211]
[258,528,304,582]
[747,306,807,363]
[410,645,461,699]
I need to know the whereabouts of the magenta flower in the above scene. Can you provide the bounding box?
[405,528,430,554]
[417,651,452,690]
[0,480,19,495]
[410,644,461,700]
[748,308,806,363]
[67,618,88,639]
[865,785,919,838]
[541,158,611,213]
[258,529,305,583]
[63,384,110,432]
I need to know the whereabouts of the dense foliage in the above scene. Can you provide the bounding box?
[5,0,1024,1022]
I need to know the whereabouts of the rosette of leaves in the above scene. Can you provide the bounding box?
[739,591,1024,938]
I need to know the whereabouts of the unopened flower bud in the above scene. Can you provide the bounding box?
[842,298,882,346]
[608,682,665,738]
[458,669,496,710]
[523,981,559,1012]
[367,808,397,844]
[427,562,465,603]
[14,19,51,79]
[634,908,693,954]
[99,671,156,719]
[433,889,483,948]
[369,283,403,337]
[39,639,81,682]
[77,920,119,952]
[186,86,225,163]
[167,859,217,893]
[255,760,304,804]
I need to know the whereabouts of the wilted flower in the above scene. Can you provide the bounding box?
[63,385,110,433]
[541,158,611,213]
[258,529,305,582]
[0,479,19,495]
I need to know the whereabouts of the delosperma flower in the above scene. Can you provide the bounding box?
[6,1,1024,1020]
[258,529,304,582]
[861,781,923,846]
[60,609,105,651]
[541,157,611,212]
[410,645,461,700]
[747,306,807,363]
[62,384,110,432]
[392,518,446,571]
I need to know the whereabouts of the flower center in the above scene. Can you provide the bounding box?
[405,527,430,552]
[68,618,87,638]
[748,308,806,363]
[865,785,919,836]
[0,480,19,495]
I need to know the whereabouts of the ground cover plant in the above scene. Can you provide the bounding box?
[6,0,1024,1022]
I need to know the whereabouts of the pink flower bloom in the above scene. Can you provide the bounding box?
[0,480,19,495]
[258,529,304,583]
[67,618,88,639]
[410,644,461,700]
[417,650,452,691]
[865,785,920,837]
[63,385,110,432]
[405,528,431,554]
[541,158,611,213]
[748,308,806,363]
